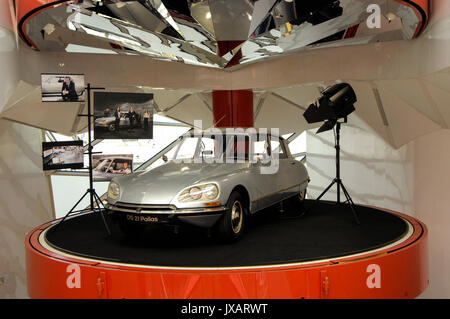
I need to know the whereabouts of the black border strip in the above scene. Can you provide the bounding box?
[41,204,413,268]
[18,0,70,48]
[387,219,425,254]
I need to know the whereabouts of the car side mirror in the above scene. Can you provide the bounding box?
[162,155,168,162]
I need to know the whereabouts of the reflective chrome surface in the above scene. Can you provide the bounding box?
[231,201,243,234]
[24,0,421,68]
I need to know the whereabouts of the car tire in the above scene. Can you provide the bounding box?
[217,191,246,243]
[108,123,115,132]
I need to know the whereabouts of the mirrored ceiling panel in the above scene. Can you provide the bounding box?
[23,0,424,69]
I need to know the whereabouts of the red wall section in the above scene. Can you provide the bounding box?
[212,90,254,128]
[212,90,233,127]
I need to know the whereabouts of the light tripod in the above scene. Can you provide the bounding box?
[309,119,360,225]
[54,83,111,235]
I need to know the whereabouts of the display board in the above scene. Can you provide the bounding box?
[42,140,84,170]
[41,73,85,102]
[94,92,154,140]
[92,154,133,181]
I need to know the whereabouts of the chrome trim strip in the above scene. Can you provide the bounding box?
[114,202,177,210]
[107,203,227,215]
[251,178,309,203]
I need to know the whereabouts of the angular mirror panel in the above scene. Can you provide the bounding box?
[22,0,423,68]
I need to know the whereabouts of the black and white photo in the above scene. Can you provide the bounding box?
[92,154,133,181]
[41,73,85,102]
[94,92,154,140]
[42,141,84,170]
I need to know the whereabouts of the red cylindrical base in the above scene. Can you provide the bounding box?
[25,207,428,299]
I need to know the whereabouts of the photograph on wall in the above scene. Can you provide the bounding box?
[93,92,154,140]
[41,73,85,102]
[92,154,133,182]
[42,141,84,171]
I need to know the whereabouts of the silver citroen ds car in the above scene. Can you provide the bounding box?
[106,129,309,242]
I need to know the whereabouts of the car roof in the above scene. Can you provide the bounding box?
[97,156,132,160]
[187,128,285,141]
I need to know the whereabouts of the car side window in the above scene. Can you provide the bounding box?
[200,137,220,159]
[101,159,112,172]
[253,140,270,161]
[114,161,123,171]
[270,138,287,159]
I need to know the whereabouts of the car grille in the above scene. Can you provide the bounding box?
[107,201,226,215]
[112,202,176,211]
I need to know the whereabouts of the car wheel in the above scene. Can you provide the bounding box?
[108,123,115,132]
[217,191,246,243]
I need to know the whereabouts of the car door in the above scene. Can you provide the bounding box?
[270,136,304,202]
[247,134,281,212]
[271,138,305,200]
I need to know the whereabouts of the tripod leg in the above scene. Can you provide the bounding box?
[93,190,107,211]
[316,179,337,202]
[340,182,360,225]
[55,190,90,229]
[92,191,111,236]
[304,179,337,216]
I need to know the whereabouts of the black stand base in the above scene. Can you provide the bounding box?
[54,188,111,235]
[314,178,360,225]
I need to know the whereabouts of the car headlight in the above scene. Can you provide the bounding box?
[178,184,219,202]
[108,181,120,199]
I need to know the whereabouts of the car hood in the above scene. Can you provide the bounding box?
[114,161,248,205]
[95,117,114,122]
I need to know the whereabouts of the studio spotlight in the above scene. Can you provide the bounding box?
[303,82,356,133]
[302,82,360,225]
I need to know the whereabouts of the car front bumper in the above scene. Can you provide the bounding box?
[106,202,227,228]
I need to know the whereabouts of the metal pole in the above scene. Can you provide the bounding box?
[336,122,341,204]
[87,83,94,210]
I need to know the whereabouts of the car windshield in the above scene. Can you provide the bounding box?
[170,132,281,162]
[95,159,112,172]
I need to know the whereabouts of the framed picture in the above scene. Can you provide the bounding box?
[41,73,85,102]
[94,92,154,140]
[42,141,84,171]
[92,154,133,181]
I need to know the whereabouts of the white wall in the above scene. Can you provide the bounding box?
[0,119,54,298]
[413,129,450,298]
[306,116,414,215]
[0,1,54,299]
[306,117,450,298]
[0,0,19,114]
